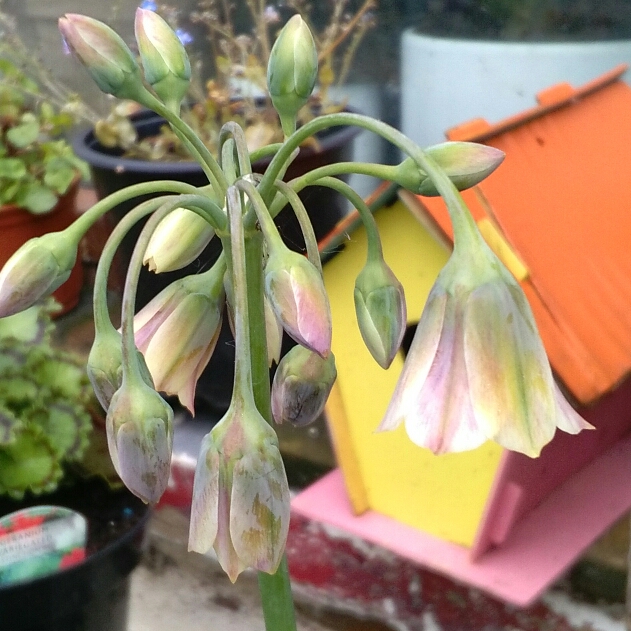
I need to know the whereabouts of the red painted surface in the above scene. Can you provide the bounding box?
[287,513,577,631]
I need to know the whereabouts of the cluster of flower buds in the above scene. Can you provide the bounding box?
[0,9,594,601]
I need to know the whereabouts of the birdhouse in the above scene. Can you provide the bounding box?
[292,65,631,606]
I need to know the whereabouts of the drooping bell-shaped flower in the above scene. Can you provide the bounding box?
[59,14,144,100]
[267,14,318,136]
[106,374,173,503]
[394,142,505,196]
[354,257,406,369]
[271,344,337,426]
[135,8,191,112]
[188,398,290,582]
[380,228,593,457]
[143,207,215,273]
[264,247,332,357]
[0,231,79,317]
[134,268,224,413]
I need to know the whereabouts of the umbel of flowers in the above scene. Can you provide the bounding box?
[0,9,592,630]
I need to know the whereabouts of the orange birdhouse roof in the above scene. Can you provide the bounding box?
[415,65,631,405]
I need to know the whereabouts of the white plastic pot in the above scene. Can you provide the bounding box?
[401,30,631,147]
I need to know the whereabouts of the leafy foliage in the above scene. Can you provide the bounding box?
[0,58,88,214]
[0,300,97,498]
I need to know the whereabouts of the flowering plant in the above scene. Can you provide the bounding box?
[0,9,591,628]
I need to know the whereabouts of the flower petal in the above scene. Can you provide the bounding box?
[463,280,557,457]
[189,434,220,553]
[553,382,594,433]
[379,286,446,432]
[229,444,290,575]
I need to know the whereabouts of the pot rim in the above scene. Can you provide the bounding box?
[72,108,363,173]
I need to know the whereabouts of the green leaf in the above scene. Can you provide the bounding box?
[6,114,40,148]
[0,427,61,499]
[16,183,58,214]
[0,157,27,180]
[30,402,92,461]
[43,161,75,194]
[0,405,21,446]
[0,181,22,204]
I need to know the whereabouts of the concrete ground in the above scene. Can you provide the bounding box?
[127,507,630,631]
[128,507,391,631]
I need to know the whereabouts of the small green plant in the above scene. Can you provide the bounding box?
[0,58,89,214]
[0,300,97,499]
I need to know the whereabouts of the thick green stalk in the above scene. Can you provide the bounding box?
[244,226,297,631]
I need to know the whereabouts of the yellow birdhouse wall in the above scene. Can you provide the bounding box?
[323,199,503,547]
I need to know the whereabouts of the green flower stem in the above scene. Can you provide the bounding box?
[258,112,479,244]
[220,122,253,177]
[258,556,297,631]
[68,180,207,242]
[119,201,179,383]
[140,92,229,195]
[264,161,401,224]
[272,180,321,274]
[250,143,283,164]
[222,138,239,185]
[92,197,169,335]
[119,194,225,378]
[234,179,284,252]
[241,208,298,631]
[312,176,383,262]
[225,186,256,403]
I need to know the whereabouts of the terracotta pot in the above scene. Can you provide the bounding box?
[0,183,84,315]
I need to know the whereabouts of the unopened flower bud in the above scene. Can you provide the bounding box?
[189,399,290,582]
[0,232,78,318]
[144,207,215,273]
[87,325,154,411]
[135,8,191,113]
[271,345,336,426]
[354,258,406,369]
[264,248,332,357]
[267,14,318,136]
[394,143,504,196]
[107,377,173,503]
[59,14,144,100]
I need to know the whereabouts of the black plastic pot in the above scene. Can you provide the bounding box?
[73,110,362,415]
[73,111,362,308]
[0,480,149,631]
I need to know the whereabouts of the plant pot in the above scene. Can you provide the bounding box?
[0,478,149,631]
[0,182,84,315]
[72,110,361,415]
[401,29,631,147]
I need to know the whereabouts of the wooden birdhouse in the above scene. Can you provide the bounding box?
[292,66,631,606]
